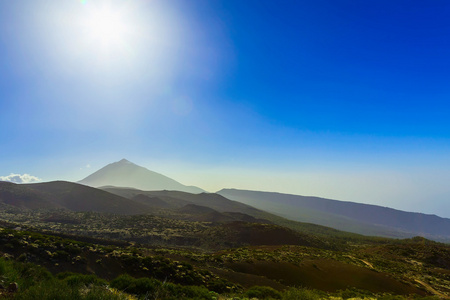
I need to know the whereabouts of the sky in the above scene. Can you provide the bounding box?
[1,0,450,217]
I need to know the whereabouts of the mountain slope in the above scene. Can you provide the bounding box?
[103,187,272,216]
[218,189,450,242]
[78,159,204,193]
[103,186,364,240]
[0,181,152,215]
[0,181,61,210]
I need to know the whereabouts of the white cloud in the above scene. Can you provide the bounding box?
[0,173,42,184]
[80,164,91,170]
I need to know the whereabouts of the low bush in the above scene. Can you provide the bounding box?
[245,286,282,299]
[64,274,107,287]
[14,279,81,300]
[110,274,160,295]
[165,283,214,300]
[282,287,322,300]
[0,257,52,290]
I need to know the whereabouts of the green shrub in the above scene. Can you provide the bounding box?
[83,286,129,300]
[182,285,215,299]
[282,287,321,300]
[378,295,406,300]
[131,277,161,295]
[110,274,135,291]
[110,274,161,296]
[165,283,214,300]
[0,258,52,290]
[14,279,81,300]
[17,262,53,290]
[56,271,79,280]
[207,278,236,294]
[65,244,82,255]
[54,250,70,260]
[338,287,374,299]
[110,274,215,299]
[245,286,282,299]
[64,274,107,287]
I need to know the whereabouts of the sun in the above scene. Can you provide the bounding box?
[77,1,137,59]
[84,5,129,47]
[40,0,182,80]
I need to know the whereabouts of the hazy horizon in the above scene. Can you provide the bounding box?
[1,1,450,218]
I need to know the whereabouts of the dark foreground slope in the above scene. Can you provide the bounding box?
[218,188,450,242]
[0,225,447,298]
[0,181,151,215]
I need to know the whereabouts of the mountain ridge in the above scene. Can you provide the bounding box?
[217,188,450,242]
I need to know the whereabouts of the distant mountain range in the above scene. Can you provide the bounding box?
[100,186,359,239]
[73,159,450,242]
[218,189,450,242]
[0,181,266,224]
[78,159,204,193]
[0,180,349,242]
[102,187,263,215]
[2,158,449,243]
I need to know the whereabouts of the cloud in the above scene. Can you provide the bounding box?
[80,164,91,170]
[0,173,42,184]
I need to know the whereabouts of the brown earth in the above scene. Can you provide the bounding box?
[225,259,428,296]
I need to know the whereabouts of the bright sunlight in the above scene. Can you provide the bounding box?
[78,1,135,57]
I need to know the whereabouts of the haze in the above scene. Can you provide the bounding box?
[1,0,450,218]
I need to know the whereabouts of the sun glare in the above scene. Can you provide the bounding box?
[38,0,184,86]
[77,1,137,59]
[85,6,128,47]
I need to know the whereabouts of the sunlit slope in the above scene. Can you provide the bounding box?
[79,159,204,194]
[218,189,450,242]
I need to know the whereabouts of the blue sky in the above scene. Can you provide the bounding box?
[1,0,450,217]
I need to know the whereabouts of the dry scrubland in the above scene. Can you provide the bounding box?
[0,211,449,299]
[0,181,449,299]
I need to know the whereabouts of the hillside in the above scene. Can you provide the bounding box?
[103,187,365,240]
[0,181,61,210]
[108,188,264,215]
[218,188,450,242]
[78,159,204,193]
[0,224,448,298]
[1,181,359,242]
[0,181,152,215]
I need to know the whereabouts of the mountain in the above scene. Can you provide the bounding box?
[102,186,363,239]
[218,189,450,242]
[0,181,152,215]
[176,204,269,224]
[131,194,171,208]
[103,187,272,217]
[78,159,204,193]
